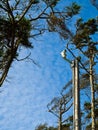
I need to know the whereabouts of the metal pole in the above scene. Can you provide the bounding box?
[71,60,75,130]
[71,59,81,130]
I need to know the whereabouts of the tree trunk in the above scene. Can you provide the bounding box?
[58,106,62,130]
[0,47,17,87]
[89,51,96,130]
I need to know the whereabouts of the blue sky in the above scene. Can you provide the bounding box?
[0,0,98,130]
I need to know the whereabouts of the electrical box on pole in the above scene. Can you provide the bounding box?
[71,59,81,130]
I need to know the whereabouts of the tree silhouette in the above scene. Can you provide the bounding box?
[0,0,80,86]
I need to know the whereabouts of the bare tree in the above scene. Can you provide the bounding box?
[47,87,72,130]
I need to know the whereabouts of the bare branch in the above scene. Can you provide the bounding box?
[15,52,31,61]
[18,0,35,22]
[30,30,45,38]
[90,0,98,9]
[66,42,90,74]
[47,109,59,118]
[14,0,20,10]
[6,0,15,21]
[29,6,49,21]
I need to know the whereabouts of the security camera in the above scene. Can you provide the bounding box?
[60,50,66,59]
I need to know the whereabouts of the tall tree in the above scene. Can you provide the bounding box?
[72,18,98,130]
[82,82,98,129]
[0,0,80,87]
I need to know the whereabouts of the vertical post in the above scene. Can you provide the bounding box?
[71,60,75,130]
[71,59,81,130]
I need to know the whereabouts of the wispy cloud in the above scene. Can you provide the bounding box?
[0,0,97,130]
